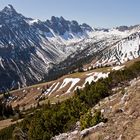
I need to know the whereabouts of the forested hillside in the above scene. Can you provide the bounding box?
[0,61,140,140]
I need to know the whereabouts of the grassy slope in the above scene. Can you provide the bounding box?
[4,57,140,111]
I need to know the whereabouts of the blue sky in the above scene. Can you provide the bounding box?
[0,0,140,28]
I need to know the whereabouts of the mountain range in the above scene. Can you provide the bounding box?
[0,4,140,90]
[0,5,93,90]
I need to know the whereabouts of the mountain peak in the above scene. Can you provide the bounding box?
[7,4,14,9]
[2,4,17,14]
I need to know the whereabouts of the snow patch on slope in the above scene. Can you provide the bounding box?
[0,57,4,69]
[25,19,40,25]
[112,65,125,71]
[59,78,80,93]
[48,82,60,96]
[84,72,109,87]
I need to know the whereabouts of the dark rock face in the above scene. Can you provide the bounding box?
[45,16,93,35]
[116,26,129,31]
[116,25,140,32]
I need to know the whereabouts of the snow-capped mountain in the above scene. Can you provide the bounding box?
[56,26,140,70]
[0,4,140,90]
[92,30,140,67]
[0,5,93,89]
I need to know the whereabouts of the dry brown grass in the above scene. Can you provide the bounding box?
[8,57,140,110]
[0,119,23,131]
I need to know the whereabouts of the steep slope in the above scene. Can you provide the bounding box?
[1,58,140,140]
[46,27,140,81]
[93,32,140,67]
[9,68,111,110]
[1,5,140,91]
[52,77,140,140]
[82,77,140,140]
[0,5,93,89]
